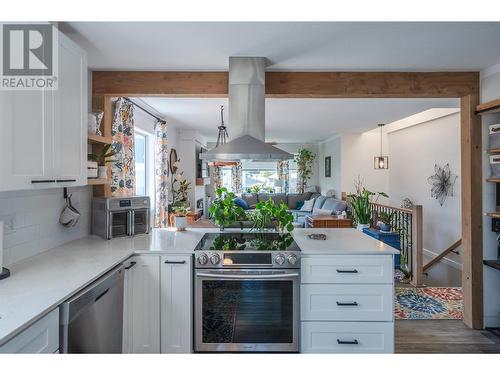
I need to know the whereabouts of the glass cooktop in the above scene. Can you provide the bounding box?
[195,232,300,252]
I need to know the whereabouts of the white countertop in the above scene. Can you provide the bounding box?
[292,228,399,255]
[0,227,396,346]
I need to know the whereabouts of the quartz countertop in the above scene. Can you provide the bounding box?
[0,226,396,346]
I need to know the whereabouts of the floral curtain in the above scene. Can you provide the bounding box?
[277,160,290,193]
[111,98,135,196]
[211,165,223,191]
[231,162,243,194]
[154,120,169,228]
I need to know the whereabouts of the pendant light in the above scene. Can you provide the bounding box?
[374,123,389,169]
[216,105,228,147]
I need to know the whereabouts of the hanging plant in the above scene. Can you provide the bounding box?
[294,148,315,194]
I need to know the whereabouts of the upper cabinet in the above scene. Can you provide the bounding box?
[0,29,87,192]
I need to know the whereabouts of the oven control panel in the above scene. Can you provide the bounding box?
[195,251,300,268]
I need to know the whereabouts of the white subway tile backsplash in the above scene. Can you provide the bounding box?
[0,186,92,266]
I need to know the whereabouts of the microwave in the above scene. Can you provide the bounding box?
[92,196,150,240]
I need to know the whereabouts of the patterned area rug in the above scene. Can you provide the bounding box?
[395,287,463,320]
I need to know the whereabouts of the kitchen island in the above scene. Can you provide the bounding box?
[0,228,397,353]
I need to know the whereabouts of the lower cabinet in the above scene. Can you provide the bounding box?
[123,255,161,353]
[301,321,394,353]
[161,255,192,353]
[123,254,192,354]
[0,308,59,354]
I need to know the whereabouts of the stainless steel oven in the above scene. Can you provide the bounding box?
[193,232,300,353]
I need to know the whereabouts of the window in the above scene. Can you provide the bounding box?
[241,161,280,192]
[134,131,147,196]
[288,160,298,193]
[221,167,232,191]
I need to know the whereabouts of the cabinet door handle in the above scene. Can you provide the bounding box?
[124,261,137,270]
[336,301,358,306]
[56,179,77,183]
[31,179,56,184]
[337,339,359,345]
[336,269,358,273]
[164,260,186,264]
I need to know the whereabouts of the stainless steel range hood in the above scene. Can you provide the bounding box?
[200,57,293,162]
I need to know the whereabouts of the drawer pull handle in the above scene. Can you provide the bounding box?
[336,301,358,306]
[336,269,358,273]
[164,260,186,264]
[337,339,359,345]
[56,179,77,183]
[31,179,56,184]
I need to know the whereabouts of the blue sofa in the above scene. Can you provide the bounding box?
[239,192,348,227]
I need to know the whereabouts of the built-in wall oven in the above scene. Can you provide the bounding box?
[194,232,300,352]
[92,196,150,240]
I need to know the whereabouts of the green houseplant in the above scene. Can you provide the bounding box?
[250,198,294,233]
[294,148,315,194]
[347,178,388,230]
[171,204,190,231]
[88,143,117,179]
[209,187,246,230]
[377,211,394,232]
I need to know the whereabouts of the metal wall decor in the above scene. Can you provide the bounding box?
[427,163,458,206]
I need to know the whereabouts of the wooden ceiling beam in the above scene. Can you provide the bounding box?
[92,71,479,98]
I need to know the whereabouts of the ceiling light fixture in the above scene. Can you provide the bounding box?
[216,105,228,147]
[374,123,389,170]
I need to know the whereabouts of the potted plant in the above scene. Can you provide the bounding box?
[250,198,294,233]
[348,178,388,231]
[294,148,315,194]
[88,143,117,179]
[377,212,394,232]
[209,187,246,230]
[171,204,189,231]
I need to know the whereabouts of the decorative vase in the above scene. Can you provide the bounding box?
[356,223,370,231]
[98,165,108,179]
[174,216,188,231]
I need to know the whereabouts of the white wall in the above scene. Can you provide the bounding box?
[481,63,500,327]
[340,132,390,197]
[388,113,462,265]
[318,136,341,197]
[0,186,91,266]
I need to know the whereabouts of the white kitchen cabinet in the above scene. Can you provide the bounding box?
[0,29,87,192]
[160,255,192,353]
[123,255,161,353]
[301,321,394,354]
[0,308,59,354]
[300,254,394,354]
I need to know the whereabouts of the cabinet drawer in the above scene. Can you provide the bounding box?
[301,284,393,321]
[0,308,59,353]
[301,321,394,353]
[301,255,393,284]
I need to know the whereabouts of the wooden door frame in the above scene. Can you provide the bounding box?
[93,70,483,328]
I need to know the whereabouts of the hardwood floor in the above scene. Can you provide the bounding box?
[396,320,500,353]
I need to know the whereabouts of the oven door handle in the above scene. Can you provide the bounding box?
[196,272,300,279]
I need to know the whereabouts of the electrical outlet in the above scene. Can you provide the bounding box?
[0,214,16,234]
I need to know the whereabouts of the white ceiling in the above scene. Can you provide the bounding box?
[60,22,500,71]
[139,97,459,143]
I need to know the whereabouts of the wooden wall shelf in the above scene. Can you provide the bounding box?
[487,148,500,154]
[196,177,210,186]
[87,178,110,185]
[476,98,500,115]
[88,133,113,145]
[483,260,500,271]
[486,177,500,183]
[486,212,500,218]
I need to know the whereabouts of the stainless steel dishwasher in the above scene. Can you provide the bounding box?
[60,265,124,353]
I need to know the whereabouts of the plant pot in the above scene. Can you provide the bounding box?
[98,165,108,179]
[356,223,370,231]
[174,216,188,231]
[379,223,392,232]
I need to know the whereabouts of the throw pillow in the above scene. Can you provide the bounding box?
[233,197,249,210]
[300,198,315,212]
[296,201,305,210]
[312,207,333,216]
